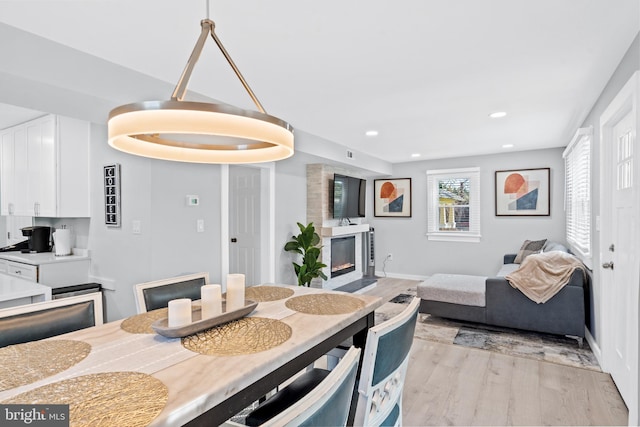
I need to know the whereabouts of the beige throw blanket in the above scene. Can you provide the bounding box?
[506,251,585,304]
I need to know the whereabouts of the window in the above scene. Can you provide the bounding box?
[426,167,481,242]
[563,127,592,267]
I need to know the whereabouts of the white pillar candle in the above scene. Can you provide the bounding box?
[201,284,222,319]
[168,298,192,327]
[226,273,245,312]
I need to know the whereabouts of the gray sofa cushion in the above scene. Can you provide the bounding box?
[496,263,519,277]
[514,239,547,263]
[418,274,487,307]
[543,241,570,253]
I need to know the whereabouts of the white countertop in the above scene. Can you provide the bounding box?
[0,252,90,265]
[0,274,52,303]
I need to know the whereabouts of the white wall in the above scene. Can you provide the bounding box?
[274,151,321,286]
[370,147,566,278]
[579,33,639,342]
[86,124,223,321]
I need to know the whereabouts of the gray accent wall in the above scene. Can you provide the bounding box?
[86,124,223,321]
[370,148,566,278]
[578,33,639,342]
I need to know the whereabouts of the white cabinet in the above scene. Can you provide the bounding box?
[0,114,90,218]
[0,130,15,215]
[6,261,38,281]
[0,254,90,288]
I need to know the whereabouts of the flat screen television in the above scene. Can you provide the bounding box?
[332,174,366,219]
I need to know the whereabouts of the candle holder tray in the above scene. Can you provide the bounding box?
[151,299,258,338]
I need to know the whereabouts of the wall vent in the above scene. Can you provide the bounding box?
[346,150,354,159]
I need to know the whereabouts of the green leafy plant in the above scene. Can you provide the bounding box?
[284,222,328,286]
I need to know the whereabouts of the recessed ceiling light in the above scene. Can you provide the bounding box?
[365,130,379,137]
[411,153,421,158]
[489,111,507,118]
[502,144,514,148]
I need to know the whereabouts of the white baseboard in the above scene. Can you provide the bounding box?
[585,327,604,371]
[374,271,429,281]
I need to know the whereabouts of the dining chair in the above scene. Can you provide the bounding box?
[242,298,419,427]
[133,272,209,313]
[227,345,361,427]
[0,292,104,348]
[353,296,419,427]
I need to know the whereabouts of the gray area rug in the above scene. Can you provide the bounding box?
[378,290,600,372]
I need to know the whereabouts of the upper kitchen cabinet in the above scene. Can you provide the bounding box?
[0,114,90,217]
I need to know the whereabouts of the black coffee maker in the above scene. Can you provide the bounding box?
[20,226,52,253]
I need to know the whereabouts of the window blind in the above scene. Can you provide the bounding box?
[563,127,592,261]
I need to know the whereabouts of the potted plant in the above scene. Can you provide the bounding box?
[284,222,328,286]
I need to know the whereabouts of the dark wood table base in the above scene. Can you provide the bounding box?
[184,311,375,426]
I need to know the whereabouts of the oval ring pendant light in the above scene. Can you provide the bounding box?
[108,18,294,164]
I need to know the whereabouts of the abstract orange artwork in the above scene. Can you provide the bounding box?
[495,168,550,216]
[374,178,412,217]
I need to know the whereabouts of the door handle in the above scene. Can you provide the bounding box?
[230,238,237,243]
[602,262,614,269]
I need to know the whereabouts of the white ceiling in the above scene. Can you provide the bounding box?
[0,0,638,164]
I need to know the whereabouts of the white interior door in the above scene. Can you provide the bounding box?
[600,71,639,425]
[229,165,261,287]
[220,163,275,291]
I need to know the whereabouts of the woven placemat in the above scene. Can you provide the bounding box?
[285,294,365,315]
[121,308,168,334]
[3,372,168,427]
[245,286,294,302]
[0,340,91,392]
[182,317,292,356]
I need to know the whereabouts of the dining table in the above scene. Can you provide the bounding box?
[0,284,383,426]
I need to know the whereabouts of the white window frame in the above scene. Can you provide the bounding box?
[426,167,481,242]
[563,126,592,268]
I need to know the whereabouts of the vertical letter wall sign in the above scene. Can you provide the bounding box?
[104,164,121,227]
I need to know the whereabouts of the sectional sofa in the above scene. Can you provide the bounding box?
[417,241,587,343]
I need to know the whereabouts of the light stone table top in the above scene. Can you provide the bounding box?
[0,284,383,426]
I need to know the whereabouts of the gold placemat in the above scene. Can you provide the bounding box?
[285,294,365,315]
[3,372,168,427]
[245,285,295,302]
[0,340,91,392]
[120,308,168,334]
[182,317,292,356]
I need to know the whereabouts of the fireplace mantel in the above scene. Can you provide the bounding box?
[321,224,370,237]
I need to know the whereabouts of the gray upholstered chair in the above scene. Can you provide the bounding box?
[133,272,209,313]
[241,298,419,427]
[353,297,419,426]
[228,346,361,427]
[0,292,103,348]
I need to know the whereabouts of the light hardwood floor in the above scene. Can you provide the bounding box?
[362,277,629,426]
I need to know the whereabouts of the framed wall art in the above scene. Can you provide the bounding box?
[374,178,412,217]
[495,168,550,216]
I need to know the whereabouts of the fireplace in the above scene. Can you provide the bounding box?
[331,236,356,278]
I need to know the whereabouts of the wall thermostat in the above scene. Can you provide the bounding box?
[186,195,200,206]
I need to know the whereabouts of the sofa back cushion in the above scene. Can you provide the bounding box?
[543,241,570,253]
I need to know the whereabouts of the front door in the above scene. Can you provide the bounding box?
[600,72,639,424]
[229,165,261,286]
